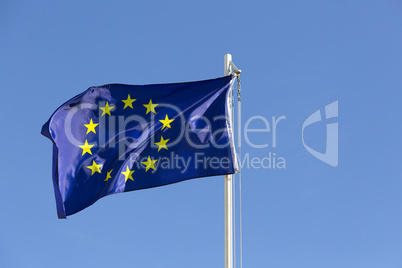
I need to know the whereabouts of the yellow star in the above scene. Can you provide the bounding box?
[121,166,135,182]
[159,114,174,130]
[122,94,136,109]
[143,99,158,114]
[99,102,115,116]
[84,119,99,134]
[155,136,169,152]
[79,140,95,156]
[86,160,103,176]
[142,156,158,172]
[105,169,113,181]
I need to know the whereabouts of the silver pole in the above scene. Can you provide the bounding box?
[224,53,233,268]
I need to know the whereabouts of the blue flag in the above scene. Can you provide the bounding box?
[42,76,237,218]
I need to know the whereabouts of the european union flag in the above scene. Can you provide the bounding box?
[42,76,237,218]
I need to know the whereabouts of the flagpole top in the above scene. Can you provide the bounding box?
[224,54,241,76]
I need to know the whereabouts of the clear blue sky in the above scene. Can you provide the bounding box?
[1,1,402,267]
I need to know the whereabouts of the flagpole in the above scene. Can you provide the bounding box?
[224,54,233,268]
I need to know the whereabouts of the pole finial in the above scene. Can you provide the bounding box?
[224,54,241,76]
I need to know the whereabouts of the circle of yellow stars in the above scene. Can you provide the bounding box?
[77,95,175,185]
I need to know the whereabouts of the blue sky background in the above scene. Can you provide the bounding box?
[1,1,402,267]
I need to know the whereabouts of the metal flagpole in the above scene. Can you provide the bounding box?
[224,54,241,268]
[224,54,233,268]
